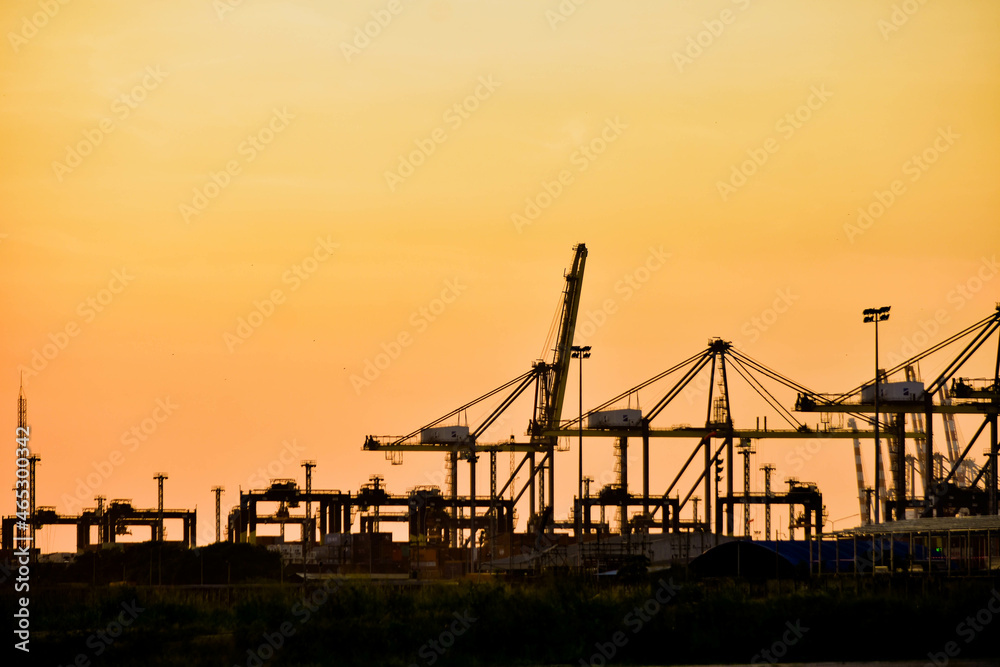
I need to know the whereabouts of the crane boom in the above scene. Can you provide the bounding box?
[534,243,587,434]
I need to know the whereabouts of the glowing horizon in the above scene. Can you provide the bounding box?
[2,0,999,552]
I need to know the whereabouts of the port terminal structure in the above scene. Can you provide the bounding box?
[4,381,198,554]
[355,245,998,573]
[1,499,197,552]
[5,244,999,576]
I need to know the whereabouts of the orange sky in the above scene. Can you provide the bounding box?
[2,0,999,551]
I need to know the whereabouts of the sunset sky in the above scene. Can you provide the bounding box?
[2,0,999,551]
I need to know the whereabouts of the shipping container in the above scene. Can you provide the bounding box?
[861,381,924,402]
[419,425,470,444]
[587,409,643,429]
[324,532,351,546]
[351,532,393,564]
[413,546,439,567]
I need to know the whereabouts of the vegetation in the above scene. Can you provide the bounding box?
[8,565,1000,666]
[33,542,283,586]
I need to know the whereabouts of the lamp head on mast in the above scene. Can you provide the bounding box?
[862,306,891,323]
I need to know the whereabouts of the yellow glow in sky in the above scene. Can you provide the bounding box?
[2,0,999,551]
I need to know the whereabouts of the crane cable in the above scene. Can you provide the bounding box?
[727,355,802,430]
[538,287,564,363]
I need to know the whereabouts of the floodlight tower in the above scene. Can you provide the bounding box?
[94,495,106,544]
[16,378,32,546]
[17,376,27,433]
[212,486,225,543]
[301,460,316,555]
[737,438,754,537]
[570,344,591,531]
[761,464,775,540]
[863,305,890,523]
[153,473,168,541]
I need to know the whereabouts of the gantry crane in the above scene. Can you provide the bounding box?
[548,338,892,540]
[797,305,1000,518]
[363,243,588,548]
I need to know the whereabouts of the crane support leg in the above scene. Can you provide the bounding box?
[450,451,459,548]
[642,431,650,514]
[924,394,935,510]
[895,415,907,520]
[528,452,536,520]
[548,445,555,518]
[704,440,712,533]
[991,416,998,515]
[470,451,477,558]
[725,435,734,536]
[619,436,628,537]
